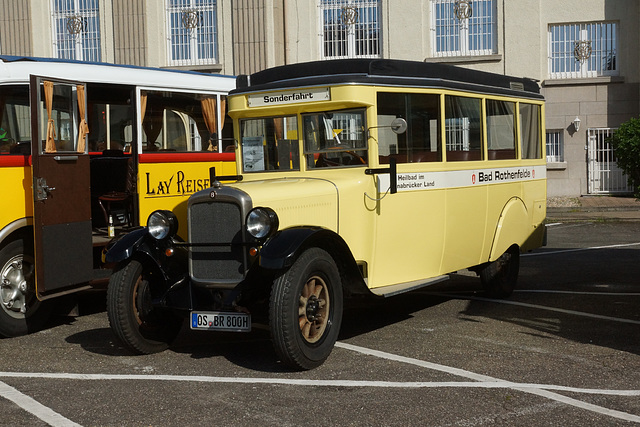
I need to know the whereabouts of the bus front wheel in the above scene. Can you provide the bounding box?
[107,259,182,354]
[269,248,343,370]
[0,238,52,337]
[481,245,520,299]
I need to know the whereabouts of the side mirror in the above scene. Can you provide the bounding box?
[367,117,408,139]
[390,118,407,134]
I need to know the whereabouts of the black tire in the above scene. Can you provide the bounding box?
[0,238,53,337]
[269,248,343,370]
[480,245,520,299]
[107,259,182,354]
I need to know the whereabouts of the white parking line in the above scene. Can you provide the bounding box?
[2,364,640,423]
[517,290,640,297]
[335,342,640,423]
[524,241,640,257]
[0,381,82,427]
[1,371,639,396]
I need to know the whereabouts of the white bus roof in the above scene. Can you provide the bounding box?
[0,56,235,93]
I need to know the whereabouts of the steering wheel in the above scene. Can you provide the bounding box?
[315,146,366,167]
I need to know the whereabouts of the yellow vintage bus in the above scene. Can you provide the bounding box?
[105,59,546,370]
[0,56,236,336]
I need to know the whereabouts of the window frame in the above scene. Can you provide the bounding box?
[548,21,618,79]
[519,103,543,160]
[318,0,382,60]
[546,130,564,163]
[50,0,102,62]
[166,0,219,67]
[376,91,442,164]
[444,94,484,161]
[486,99,517,160]
[303,108,368,169]
[240,115,300,173]
[430,0,497,58]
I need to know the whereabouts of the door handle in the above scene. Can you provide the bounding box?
[34,177,55,201]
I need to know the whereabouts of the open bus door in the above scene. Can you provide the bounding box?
[30,76,93,298]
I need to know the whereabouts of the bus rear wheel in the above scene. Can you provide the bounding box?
[0,239,52,337]
[269,248,343,370]
[480,245,520,299]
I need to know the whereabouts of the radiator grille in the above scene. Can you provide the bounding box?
[189,201,245,283]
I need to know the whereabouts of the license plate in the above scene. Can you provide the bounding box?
[190,311,251,332]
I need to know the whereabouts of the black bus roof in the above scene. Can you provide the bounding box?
[232,59,543,100]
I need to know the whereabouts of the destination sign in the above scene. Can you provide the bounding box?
[248,87,330,107]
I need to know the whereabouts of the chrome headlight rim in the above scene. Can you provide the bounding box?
[246,207,279,240]
[147,210,179,240]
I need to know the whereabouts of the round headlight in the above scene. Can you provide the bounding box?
[246,207,279,240]
[147,210,178,240]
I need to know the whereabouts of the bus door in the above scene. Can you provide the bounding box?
[29,76,93,296]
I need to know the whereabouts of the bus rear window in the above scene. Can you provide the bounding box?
[520,103,542,159]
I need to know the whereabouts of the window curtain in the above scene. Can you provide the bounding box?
[219,97,226,134]
[44,81,56,153]
[486,99,515,151]
[200,97,217,151]
[273,117,284,140]
[76,85,89,153]
[445,95,482,154]
[520,104,541,159]
[140,93,162,147]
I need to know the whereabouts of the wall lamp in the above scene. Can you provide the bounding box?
[573,116,581,132]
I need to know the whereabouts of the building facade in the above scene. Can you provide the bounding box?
[0,0,638,197]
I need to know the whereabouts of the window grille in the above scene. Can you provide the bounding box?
[319,0,381,59]
[166,0,218,66]
[445,118,470,151]
[548,22,618,79]
[431,0,496,57]
[546,130,564,162]
[587,128,632,194]
[51,0,101,62]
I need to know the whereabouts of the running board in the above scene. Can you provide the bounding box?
[370,275,449,298]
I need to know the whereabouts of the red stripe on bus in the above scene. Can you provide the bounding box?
[138,152,236,163]
[0,155,31,167]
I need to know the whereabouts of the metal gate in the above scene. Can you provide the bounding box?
[587,128,633,194]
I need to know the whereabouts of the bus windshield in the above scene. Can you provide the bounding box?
[303,109,367,168]
[240,115,299,172]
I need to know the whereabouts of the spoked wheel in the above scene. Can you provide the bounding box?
[299,275,330,344]
[270,248,343,370]
[480,245,520,299]
[107,259,182,354]
[0,239,52,337]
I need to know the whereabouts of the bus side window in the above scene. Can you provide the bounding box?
[445,95,483,161]
[520,103,542,159]
[377,92,441,164]
[487,99,517,160]
[0,85,30,155]
[141,91,227,153]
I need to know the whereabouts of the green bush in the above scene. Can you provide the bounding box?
[608,117,640,198]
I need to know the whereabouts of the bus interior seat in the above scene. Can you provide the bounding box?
[91,151,134,229]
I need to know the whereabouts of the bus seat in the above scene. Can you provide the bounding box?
[93,154,134,229]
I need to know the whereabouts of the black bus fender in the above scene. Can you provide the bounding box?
[104,228,149,264]
[105,228,187,280]
[258,227,369,296]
